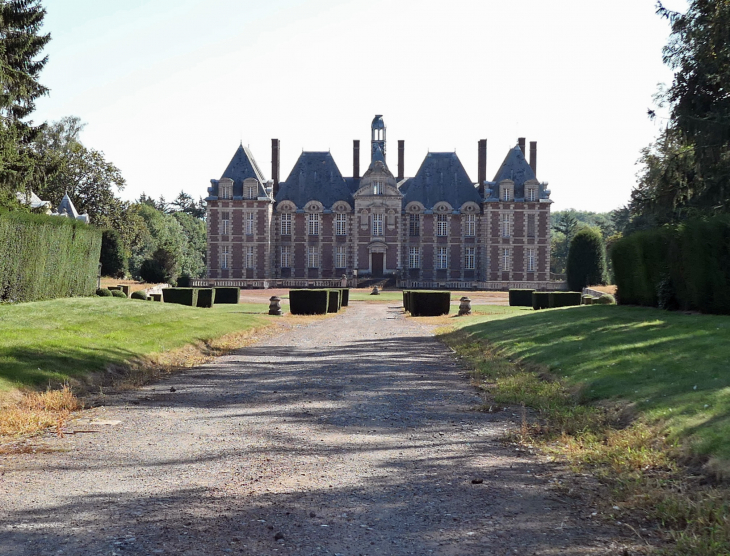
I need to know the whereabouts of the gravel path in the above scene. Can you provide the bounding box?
[0,303,637,555]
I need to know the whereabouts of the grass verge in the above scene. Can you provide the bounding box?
[438,304,730,556]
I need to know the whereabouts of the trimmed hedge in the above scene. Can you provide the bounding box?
[410,291,450,316]
[214,287,240,304]
[532,292,550,310]
[162,287,199,307]
[111,289,127,298]
[196,288,215,308]
[130,290,148,300]
[327,290,340,313]
[403,290,410,312]
[0,210,101,303]
[96,288,112,297]
[612,216,730,314]
[509,289,535,307]
[339,288,350,307]
[150,293,162,302]
[549,291,582,308]
[289,289,329,315]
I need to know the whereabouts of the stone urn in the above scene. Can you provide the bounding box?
[268,296,283,316]
[458,296,472,316]
[371,286,380,295]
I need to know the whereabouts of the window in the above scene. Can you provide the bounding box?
[308,213,319,236]
[221,212,230,235]
[372,213,383,236]
[437,214,448,236]
[464,214,476,236]
[245,212,254,235]
[526,187,537,202]
[245,183,257,199]
[465,247,475,270]
[281,245,291,268]
[502,248,510,271]
[307,246,319,268]
[219,183,232,199]
[409,247,420,269]
[502,188,511,202]
[245,246,254,269]
[335,245,346,268]
[527,247,535,272]
[408,213,420,237]
[501,214,511,238]
[280,213,292,236]
[335,213,347,236]
[437,247,448,269]
[221,245,229,269]
[372,180,383,195]
[527,214,536,237]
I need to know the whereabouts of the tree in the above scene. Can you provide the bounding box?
[139,247,178,284]
[170,190,205,219]
[99,229,127,278]
[0,0,50,204]
[566,227,607,291]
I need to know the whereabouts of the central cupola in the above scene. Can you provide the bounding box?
[371,114,386,162]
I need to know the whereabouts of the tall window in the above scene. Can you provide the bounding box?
[437,214,448,236]
[527,214,536,237]
[307,246,319,268]
[245,183,257,199]
[527,248,535,272]
[281,213,292,236]
[501,214,511,238]
[464,214,476,236]
[526,187,537,202]
[246,212,254,235]
[437,247,448,269]
[502,248,510,271]
[221,212,230,235]
[219,183,232,199]
[308,213,319,236]
[372,180,383,195]
[409,213,420,236]
[335,213,347,236]
[281,245,291,268]
[372,213,383,236]
[221,245,229,269]
[409,247,420,269]
[502,187,511,202]
[335,245,346,268]
[465,247,475,270]
[245,246,254,269]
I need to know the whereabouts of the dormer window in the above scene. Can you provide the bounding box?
[372,180,383,195]
[526,187,537,202]
[244,179,258,200]
[219,182,232,199]
[503,188,511,202]
[499,182,514,203]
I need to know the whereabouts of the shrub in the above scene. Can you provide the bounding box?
[99,229,127,278]
[176,274,192,287]
[594,294,616,305]
[214,287,240,304]
[162,287,198,307]
[410,291,450,316]
[567,227,607,291]
[339,288,350,307]
[403,290,410,312]
[327,290,340,313]
[549,292,582,308]
[195,288,215,308]
[509,289,535,307]
[532,292,550,310]
[289,289,329,315]
[111,289,127,298]
[130,290,148,300]
[96,288,112,297]
[139,258,167,284]
[0,210,101,303]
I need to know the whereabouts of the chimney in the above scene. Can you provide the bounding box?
[353,140,360,179]
[271,138,280,198]
[529,141,537,174]
[518,137,526,155]
[477,139,487,196]
[397,140,404,181]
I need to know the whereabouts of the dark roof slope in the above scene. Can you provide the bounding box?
[276,152,353,208]
[401,152,481,209]
[489,145,537,199]
[207,144,268,200]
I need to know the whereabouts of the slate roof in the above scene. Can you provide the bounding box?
[207,144,268,200]
[276,152,353,208]
[488,145,538,200]
[401,152,481,209]
[57,193,79,219]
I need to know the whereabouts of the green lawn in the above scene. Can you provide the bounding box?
[0,297,283,391]
[447,305,730,461]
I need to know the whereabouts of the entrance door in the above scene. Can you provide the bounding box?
[372,253,384,277]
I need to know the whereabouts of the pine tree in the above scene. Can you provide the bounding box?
[0,0,50,202]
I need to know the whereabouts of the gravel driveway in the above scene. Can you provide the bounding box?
[0,302,638,555]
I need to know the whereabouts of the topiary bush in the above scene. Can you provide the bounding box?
[594,294,616,305]
[214,287,240,304]
[567,227,607,291]
[549,291,582,308]
[195,288,215,308]
[289,289,329,315]
[509,289,535,307]
[410,291,450,316]
[327,290,340,313]
[176,274,192,287]
[96,288,112,297]
[111,289,127,298]
[532,292,550,310]
[403,290,410,312]
[162,287,198,307]
[339,288,350,307]
[130,290,148,300]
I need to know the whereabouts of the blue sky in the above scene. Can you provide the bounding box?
[34,0,688,212]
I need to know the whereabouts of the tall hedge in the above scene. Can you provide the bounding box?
[566,227,606,291]
[611,216,730,314]
[0,211,102,303]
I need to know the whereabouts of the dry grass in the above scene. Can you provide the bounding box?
[0,385,82,442]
